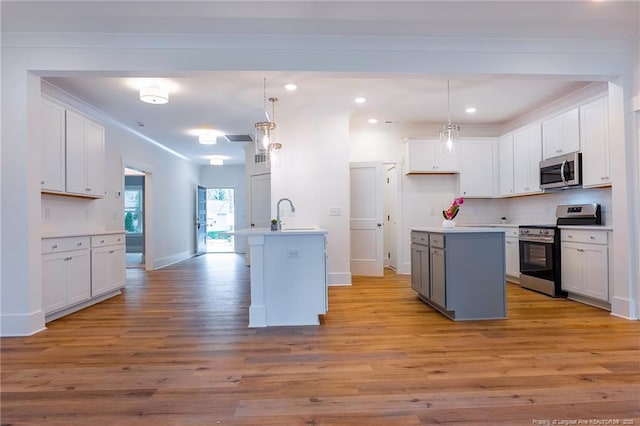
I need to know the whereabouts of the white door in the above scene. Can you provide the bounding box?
[196,185,207,255]
[350,162,383,276]
[383,164,399,270]
[250,174,271,228]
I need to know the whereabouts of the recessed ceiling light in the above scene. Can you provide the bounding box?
[368,118,378,124]
[465,106,477,114]
[354,97,367,104]
[199,133,218,145]
[209,157,224,166]
[284,83,298,91]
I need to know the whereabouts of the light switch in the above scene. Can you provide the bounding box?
[330,207,341,216]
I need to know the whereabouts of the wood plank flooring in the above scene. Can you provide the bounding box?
[2,253,639,425]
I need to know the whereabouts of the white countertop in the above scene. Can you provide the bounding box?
[558,225,613,231]
[412,226,506,233]
[462,223,520,228]
[228,227,327,236]
[42,230,125,239]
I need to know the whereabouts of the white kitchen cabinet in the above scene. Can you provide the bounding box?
[91,234,126,297]
[42,237,91,315]
[504,228,520,283]
[459,138,496,197]
[41,98,66,193]
[561,229,610,304]
[513,124,542,195]
[580,97,611,188]
[498,134,515,196]
[542,108,580,160]
[404,138,460,174]
[66,109,105,198]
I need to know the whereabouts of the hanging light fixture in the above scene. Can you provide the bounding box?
[439,79,460,154]
[254,78,282,158]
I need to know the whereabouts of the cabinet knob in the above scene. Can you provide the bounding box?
[109,250,115,254]
[77,242,82,246]
[52,244,58,249]
[41,181,45,185]
[590,236,595,240]
[86,188,92,192]
[100,240,105,243]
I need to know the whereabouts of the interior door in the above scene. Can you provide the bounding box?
[250,174,271,229]
[196,185,207,255]
[350,161,384,276]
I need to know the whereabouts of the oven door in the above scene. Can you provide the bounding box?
[519,239,555,281]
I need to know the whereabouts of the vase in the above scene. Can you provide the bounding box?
[442,219,456,228]
[270,223,278,231]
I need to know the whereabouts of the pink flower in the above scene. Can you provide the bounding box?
[442,197,464,220]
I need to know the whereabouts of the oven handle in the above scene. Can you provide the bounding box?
[560,160,568,185]
[519,237,554,244]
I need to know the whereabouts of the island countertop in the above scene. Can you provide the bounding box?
[228,227,327,236]
[412,226,506,233]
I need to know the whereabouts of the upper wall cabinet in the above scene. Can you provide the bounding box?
[459,138,496,198]
[580,97,611,188]
[404,138,460,174]
[513,124,542,195]
[65,110,105,198]
[41,99,66,193]
[541,107,580,160]
[497,134,515,197]
[41,97,106,199]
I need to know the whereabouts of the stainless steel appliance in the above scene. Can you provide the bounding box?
[519,225,564,297]
[518,203,601,297]
[539,152,581,190]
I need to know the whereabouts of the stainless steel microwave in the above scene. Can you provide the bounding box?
[539,152,582,190]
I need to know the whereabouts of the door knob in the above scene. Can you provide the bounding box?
[377,223,382,227]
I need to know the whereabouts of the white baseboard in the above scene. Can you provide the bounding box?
[153,250,195,270]
[398,262,411,275]
[611,296,638,320]
[1,310,46,337]
[328,272,351,286]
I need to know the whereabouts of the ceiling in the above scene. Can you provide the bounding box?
[5,1,638,165]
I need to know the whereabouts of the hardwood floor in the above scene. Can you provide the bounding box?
[2,254,639,425]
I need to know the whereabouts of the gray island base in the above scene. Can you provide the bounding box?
[411,227,507,320]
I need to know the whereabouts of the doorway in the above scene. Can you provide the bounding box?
[124,167,146,268]
[206,188,236,253]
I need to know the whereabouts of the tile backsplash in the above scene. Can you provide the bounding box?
[457,187,612,226]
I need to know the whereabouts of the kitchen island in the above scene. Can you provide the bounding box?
[230,228,328,327]
[411,227,506,320]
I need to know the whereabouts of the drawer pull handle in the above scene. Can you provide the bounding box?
[109,250,115,254]
[52,244,58,249]
[590,236,595,240]
[100,240,105,243]
[77,242,82,246]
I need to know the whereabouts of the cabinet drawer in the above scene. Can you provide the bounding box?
[42,236,90,254]
[91,234,125,248]
[561,229,608,245]
[411,232,429,245]
[429,233,445,248]
[505,228,519,238]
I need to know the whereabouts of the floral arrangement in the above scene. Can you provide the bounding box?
[442,197,464,220]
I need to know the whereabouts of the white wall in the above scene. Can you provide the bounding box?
[273,109,351,285]
[199,164,248,254]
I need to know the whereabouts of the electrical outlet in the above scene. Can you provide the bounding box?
[287,249,300,258]
[330,207,341,216]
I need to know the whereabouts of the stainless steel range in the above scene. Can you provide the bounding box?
[518,203,601,297]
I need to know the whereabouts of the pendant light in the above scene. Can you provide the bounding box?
[439,79,460,154]
[254,78,281,158]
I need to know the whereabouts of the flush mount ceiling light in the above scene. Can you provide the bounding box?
[254,78,282,160]
[139,85,169,104]
[198,133,218,145]
[209,157,224,166]
[354,97,367,104]
[465,106,477,114]
[368,118,378,124]
[284,83,298,91]
[439,79,460,155]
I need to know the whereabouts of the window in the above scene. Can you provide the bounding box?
[124,188,143,234]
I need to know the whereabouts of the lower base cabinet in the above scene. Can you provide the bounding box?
[561,229,610,307]
[410,229,506,320]
[504,228,520,283]
[42,233,125,321]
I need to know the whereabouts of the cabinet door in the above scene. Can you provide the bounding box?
[420,247,430,298]
[66,249,91,305]
[542,108,579,160]
[561,242,583,294]
[505,237,520,278]
[581,97,610,187]
[65,110,87,195]
[460,139,495,197]
[430,247,446,307]
[109,244,126,292]
[435,143,460,173]
[498,135,514,196]
[41,99,66,192]
[513,124,541,194]
[582,245,609,301]
[91,246,111,297]
[42,252,67,314]
[410,245,422,293]
[84,120,105,197]
[405,139,435,173]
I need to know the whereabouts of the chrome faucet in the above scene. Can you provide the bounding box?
[276,198,296,231]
